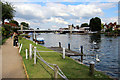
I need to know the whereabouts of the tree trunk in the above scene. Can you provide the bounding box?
[2,19,4,26]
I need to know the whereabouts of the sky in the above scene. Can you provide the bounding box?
[1,0,120,29]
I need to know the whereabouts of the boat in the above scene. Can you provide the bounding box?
[36,38,44,44]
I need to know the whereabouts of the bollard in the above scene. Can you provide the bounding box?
[54,65,58,79]
[59,42,61,48]
[63,47,65,59]
[89,61,95,76]
[34,47,37,64]
[29,44,32,59]
[26,49,28,59]
[68,43,70,50]
[81,46,83,63]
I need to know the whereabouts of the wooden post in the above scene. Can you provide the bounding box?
[26,49,28,59]
[54,65,58,79]
[81,46,83,63]
[59,42,61,48]
[63,47,65,59]
[19,44,22,53]
[68,43,70,50]
[33,32,35,40]
[34,47,37,64]
[29,44,32,59]
[89,61,95,76]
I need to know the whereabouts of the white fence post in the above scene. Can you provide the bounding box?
[34,47,37,64]
[19,44,22,53]
[26,49,28,59]
[63,47,65,59]
[29,44,32,59]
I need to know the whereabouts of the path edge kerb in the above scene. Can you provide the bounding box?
[18,47,29,80]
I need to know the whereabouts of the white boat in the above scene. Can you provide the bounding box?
[36,38,44,44]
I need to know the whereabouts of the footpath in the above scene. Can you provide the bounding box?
[2,38,25,78]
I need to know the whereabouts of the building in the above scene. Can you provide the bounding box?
[4,22,19,28]
[104,22,120,31]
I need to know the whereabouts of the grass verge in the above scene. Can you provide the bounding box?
[19,37,112,79]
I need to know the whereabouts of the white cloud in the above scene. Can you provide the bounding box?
[7,2,117,29]
[44,17,69,24]
[2,0,120,2]
[102,17,118,24]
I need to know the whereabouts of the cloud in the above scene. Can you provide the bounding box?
[102,17,118,24]
[44,17,69,24]
[6,2,117,29]
[2,0,120,2]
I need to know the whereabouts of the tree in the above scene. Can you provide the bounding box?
[101,23,104,29]
[81,23,89,27]
[76,25,79,29]
[9,20,19,26]
[89,17,101,31]
[2,2,15,25]
[20,22,29,28]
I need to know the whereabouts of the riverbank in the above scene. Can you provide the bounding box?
[19,37,112,79]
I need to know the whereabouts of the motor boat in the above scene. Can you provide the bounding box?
[36,38,44,44]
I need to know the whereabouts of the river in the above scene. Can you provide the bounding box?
[30,33,120,78]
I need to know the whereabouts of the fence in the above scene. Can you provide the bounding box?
[27,44,68,80]
[19,43,96,78]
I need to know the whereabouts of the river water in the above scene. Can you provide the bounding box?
[30,33,120,78]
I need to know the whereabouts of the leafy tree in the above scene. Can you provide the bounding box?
[2,2,15,25]
[20,22,29,28]
[81,23,89,27]
[76,25,79,29]
[89,17,101,31]
[101,23,104,29]
[9,20,19,26]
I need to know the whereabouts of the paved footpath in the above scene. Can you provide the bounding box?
[2,38,25,78]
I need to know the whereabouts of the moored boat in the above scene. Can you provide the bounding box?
[36,38,44,44]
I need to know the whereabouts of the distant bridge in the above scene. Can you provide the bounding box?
[17,30,85,33]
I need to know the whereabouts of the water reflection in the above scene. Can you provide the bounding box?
[89,34,101,43]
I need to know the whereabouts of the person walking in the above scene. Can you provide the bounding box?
[14,32,18,48]
[13,32,16,47]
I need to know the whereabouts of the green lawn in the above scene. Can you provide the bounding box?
[19,37,112,79]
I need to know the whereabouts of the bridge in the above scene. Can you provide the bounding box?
[17,30,85,33]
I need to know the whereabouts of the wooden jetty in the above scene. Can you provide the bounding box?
[47,47,95,57]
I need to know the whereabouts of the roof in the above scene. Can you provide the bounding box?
[4,22,18,27]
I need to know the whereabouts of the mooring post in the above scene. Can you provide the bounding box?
[59,42,61,48]
[29,44,32,59]
[89,61,95,76]
[63,47,65,59]
[68,43,70,50]
[54,65,58,79]
[34,32,35,40]
[34,47,37,64]
[81,46,83,63]
[26,49,28,59]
